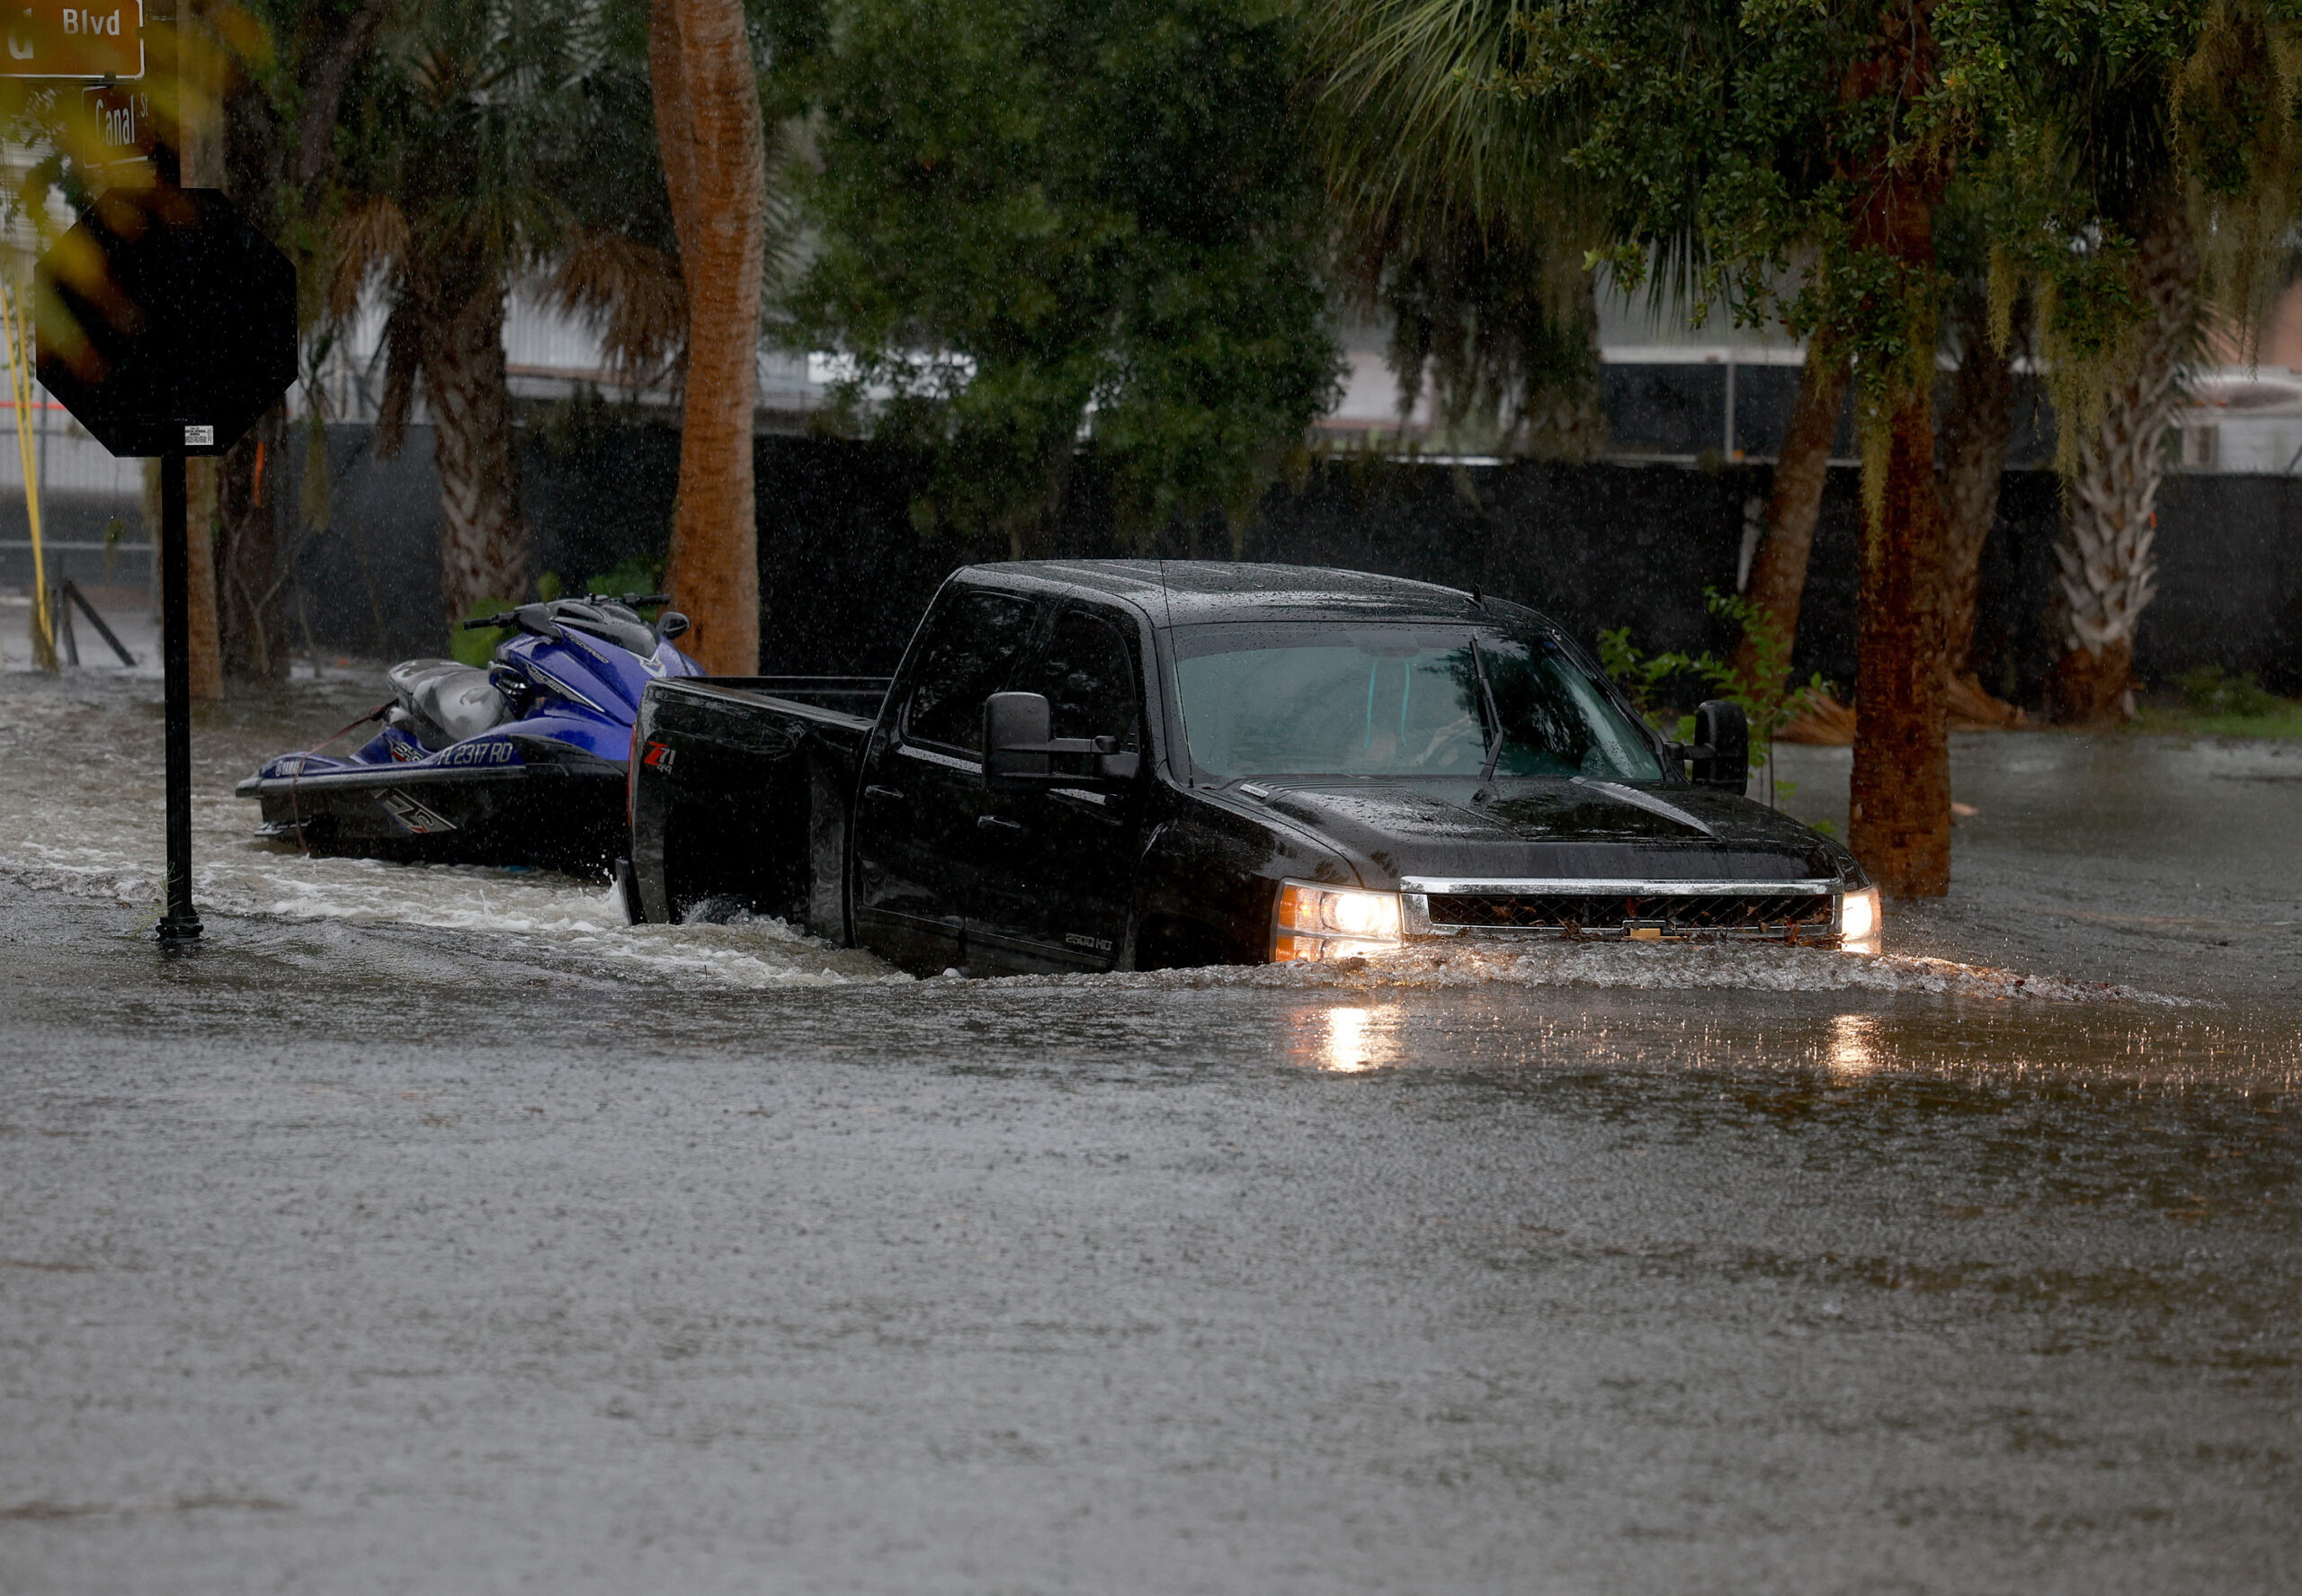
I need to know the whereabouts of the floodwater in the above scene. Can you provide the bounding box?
[3,668,2299,1593]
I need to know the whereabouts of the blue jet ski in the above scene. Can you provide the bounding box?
[237,594,703,876]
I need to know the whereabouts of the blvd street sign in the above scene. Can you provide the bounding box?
[0,2,143,79]
[34,184,297,457]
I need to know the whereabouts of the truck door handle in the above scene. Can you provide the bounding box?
[863,785,906,802]
[977,815,1025,834]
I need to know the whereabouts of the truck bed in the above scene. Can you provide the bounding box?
[628,675,891,932]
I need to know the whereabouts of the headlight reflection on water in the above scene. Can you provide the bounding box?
[1303,1004,1401,1072]
[1826,1012,1881,1075]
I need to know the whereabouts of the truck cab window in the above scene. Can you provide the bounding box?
[902,591,1036,751]
[1019,611,1141,752]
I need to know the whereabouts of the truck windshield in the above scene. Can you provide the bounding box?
[1172,623,1664,782]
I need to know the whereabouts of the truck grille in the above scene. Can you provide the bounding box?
[1423,890,1833,937]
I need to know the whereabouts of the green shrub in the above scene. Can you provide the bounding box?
[2179,665,2277,718]
[1598,591,1832,809]
[581,554,668,602]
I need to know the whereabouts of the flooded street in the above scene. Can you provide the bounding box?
[3,673,2299,1592]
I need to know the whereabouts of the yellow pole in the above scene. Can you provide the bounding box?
[3,281,50,670]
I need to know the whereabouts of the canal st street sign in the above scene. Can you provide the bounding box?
[1,2,143,79]
[82,82,150,167]
[34,184,297,457]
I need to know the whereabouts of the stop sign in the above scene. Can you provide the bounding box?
[35,185,297,458]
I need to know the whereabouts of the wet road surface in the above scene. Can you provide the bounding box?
[1,673,2298,1592]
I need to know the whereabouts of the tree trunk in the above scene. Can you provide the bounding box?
[652,0,765,674]
[213,39,285,683]
[419,267,529,623]
[184,459,223,699]
[1840,0,1951,899]
[211,0,382,681]
[2050,201,2197,723]
[177,0,228,698]
[1937,292,2022,713]
[1848,389,1952,896]
[1732,342,1847,687]
[218,410,287,682]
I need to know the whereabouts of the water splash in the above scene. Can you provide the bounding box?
[0,676,2183,1002]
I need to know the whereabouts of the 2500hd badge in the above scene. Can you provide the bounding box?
[622,562,1880,974]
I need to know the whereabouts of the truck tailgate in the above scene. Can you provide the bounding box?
[629,676,888,933]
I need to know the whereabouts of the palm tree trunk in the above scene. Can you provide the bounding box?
[2049,202,2197,723]
[1732,342,1847,688]
[652,0,766,674]
[1937,293,2022,715]
[421,270,530,622]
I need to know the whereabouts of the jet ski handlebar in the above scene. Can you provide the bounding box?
[460,594,674,634]
[461,603,561,635]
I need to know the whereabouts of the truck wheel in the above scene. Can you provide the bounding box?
[1136,915,1227,971]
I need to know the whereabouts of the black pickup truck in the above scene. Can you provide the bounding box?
[624,561,1878,974]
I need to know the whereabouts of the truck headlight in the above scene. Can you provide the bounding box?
[1274,882,1403,962]
[1839,886,1881,948]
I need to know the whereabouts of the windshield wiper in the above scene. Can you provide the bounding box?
[1469,638,1506,784]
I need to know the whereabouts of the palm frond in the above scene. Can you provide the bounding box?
[547,227,688,380]
[326,194,411,321]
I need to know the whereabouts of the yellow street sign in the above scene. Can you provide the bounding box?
[0,3,144,80]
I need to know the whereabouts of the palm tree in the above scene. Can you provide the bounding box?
[1309,0,1870,742]
[1307,0,1608,459]
[2004,2,2302,721]
[195,0,395,682]
[329,0,630,628]
[646,0,766,674]
[2048,206,2196,722]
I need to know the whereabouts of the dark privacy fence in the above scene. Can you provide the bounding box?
[273,421,2300,700]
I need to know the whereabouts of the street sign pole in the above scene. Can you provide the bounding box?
[147,65,199,945]
[29,30,297,952]
[156,449,199,944]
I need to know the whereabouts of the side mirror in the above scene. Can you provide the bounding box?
[656,611,691,642]
[984,691,1052,789]
[1691,699,1749,793]
[984,691,1141,790]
